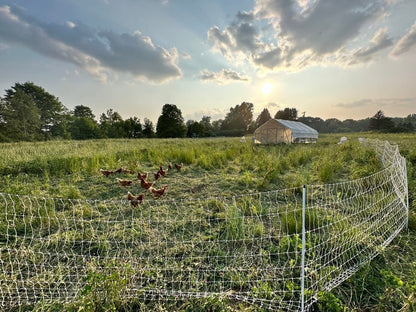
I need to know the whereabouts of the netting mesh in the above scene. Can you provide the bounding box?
[0,139,409,311]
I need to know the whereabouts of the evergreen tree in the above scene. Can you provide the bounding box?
[156,104,187,138]
[369,110,395,132]
[0,89,41,141]
[4,82,66,139]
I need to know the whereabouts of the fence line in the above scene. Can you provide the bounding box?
[0,139,409,311]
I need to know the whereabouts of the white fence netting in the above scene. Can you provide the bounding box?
[0,139,409,311]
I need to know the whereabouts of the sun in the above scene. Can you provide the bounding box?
[261,82,273,95]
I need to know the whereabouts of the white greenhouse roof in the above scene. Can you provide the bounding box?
[275,119,319,139]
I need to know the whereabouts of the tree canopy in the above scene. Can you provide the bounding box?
[221,102,253,134]
[156,104,187,138]
[369,110,395,132]
[255,108,272,128]
[274,107,298,121]
[4,82,66,139]
[0,88,41,141]
[0,81,414,142]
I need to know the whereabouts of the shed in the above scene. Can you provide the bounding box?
[253,119,318,144]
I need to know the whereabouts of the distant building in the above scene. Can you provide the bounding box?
[253,119,318,144]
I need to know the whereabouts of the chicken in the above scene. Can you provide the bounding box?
[158,166,166,177]
[168,163,173,170]
[116,178,133,187]
[115,167,134,174]
[154,171,161,180]
[137,171,148,180]
[174,163,183,171]
[100,169,114,177]
[151,185,168,198]
[127,191,145,206]
[140,177,154,190]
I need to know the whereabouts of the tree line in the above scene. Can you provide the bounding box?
[0,82,414,142]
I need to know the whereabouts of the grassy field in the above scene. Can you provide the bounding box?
[0,132,415,311]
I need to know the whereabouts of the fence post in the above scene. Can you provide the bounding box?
[404,157,409,228]
[301,185,306,311]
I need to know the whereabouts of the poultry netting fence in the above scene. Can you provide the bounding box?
[0,139,409,311]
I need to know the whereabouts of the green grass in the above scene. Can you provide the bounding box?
[0,133,415,311]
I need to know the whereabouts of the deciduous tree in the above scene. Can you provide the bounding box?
[221,102,253,133]
[186,120,205,137]
[142,118,155,138]
[73,105,95,120]
[255,108,272,128]
[156,104,187,138]
[274,107,297,120]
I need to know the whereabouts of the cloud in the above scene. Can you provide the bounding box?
[0,6,107,82]
[184,108,228,121]
[335,97,416,109]
[199,69,250,84]
[348,28,394,65]
[180,52,192,60]
[207,11,265,61]
[208,0,394,72]
[391,21,416,56]
[335,99,374,108]
[0,5,182,83]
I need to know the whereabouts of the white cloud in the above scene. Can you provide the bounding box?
[391,21,416,56]
[208,0,395,72]
[0,5,182,84]
[199,69,250,84]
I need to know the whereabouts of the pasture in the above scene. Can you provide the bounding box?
[0,133,415,311]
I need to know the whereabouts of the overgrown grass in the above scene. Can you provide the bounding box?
[0,133,415,312]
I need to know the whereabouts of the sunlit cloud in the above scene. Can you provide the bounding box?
[199,69,250,84]
[0,5,182,84]
[348,28,394,65]
[391,21,416,56]
[208,0,400,73]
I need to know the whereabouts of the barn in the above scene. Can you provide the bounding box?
[253,119,318,144]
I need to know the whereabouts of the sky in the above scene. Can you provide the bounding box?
[0,0,415,124]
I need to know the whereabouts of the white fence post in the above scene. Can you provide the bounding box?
[301,185,306,311]
[404,157,409,228]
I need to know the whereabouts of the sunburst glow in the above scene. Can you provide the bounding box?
[261,82,273,94]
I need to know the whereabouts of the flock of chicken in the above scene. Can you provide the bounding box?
[100,162,183,206]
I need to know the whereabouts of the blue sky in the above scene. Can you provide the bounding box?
[0,0,415,123]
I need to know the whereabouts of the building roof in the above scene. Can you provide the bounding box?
[275,119,319,139]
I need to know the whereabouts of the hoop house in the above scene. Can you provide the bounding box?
[254,119,318,144]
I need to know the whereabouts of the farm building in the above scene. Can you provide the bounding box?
[253,119,318,144]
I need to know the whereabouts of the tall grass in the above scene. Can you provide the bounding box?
[0,133,415,312]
